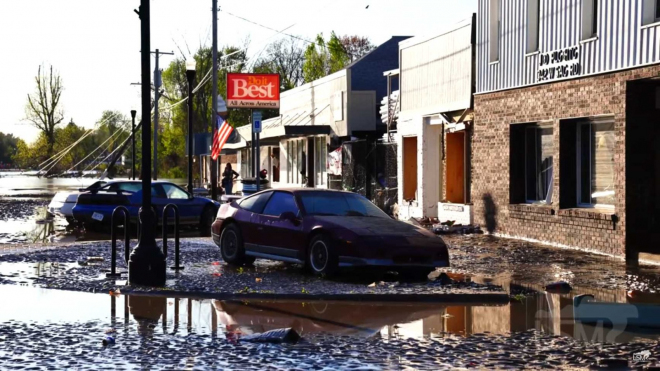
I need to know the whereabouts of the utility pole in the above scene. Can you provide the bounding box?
[130,109,137,180]
[151,49,174,180]
[211,0,219,200]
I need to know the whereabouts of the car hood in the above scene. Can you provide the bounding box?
[313,216,434,238]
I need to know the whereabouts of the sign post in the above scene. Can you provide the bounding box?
[253,110,262,192]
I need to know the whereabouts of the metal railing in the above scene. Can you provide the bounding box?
[107,206,130,278]
[163,204,184,271]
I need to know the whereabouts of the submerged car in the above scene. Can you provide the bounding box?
[211,189,449,278]
[72,181,219,233]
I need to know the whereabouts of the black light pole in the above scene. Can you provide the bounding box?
[186,61,196,195]
[130,109,136,180]
[128,0,166,287]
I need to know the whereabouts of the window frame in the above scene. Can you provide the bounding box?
[523,124,554,204]
[582,0,598,40]
[526,0,540,54]
[575,119,615,210]
[489,0,501,63]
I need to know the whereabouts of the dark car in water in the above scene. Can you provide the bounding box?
[72,181,219,234]
[211,189,449,278]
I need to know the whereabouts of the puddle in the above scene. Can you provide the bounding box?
[0,262,76,284]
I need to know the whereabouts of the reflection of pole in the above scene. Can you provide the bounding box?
[174,298,180,333]
[111,295,117,328]
[124,295,129,327]
[187,298,193,334]
[163,299,168,332]
[130,110,137,180]
[211,302,217,337]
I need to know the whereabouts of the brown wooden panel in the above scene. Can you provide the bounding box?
[403,137,418,200]
[446,132,465,203]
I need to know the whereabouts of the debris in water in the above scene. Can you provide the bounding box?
[240,328,300,344]
[87,257,104,263]
[102,336,115,346]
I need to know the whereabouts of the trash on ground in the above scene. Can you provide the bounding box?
[436,273,454,285]
[86,257,104,263]
[255,278,262,283]
[102,336,115,346]
[433,223,482,235]
[240,328,301,344]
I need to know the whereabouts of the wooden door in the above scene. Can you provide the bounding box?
[446,132,465,203]
[403,137,418,200]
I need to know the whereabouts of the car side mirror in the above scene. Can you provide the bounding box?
[279,211,299,224]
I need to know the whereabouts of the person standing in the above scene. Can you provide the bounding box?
[222,163,239,195]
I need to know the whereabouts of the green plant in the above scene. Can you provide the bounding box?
[301,287,309,294]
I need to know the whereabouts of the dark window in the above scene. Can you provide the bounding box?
[656,0,660,18]
[238,192,272,214]
[262,192,299,217]
[592,0,599,36]
[510,124,553,204]
[300,191,389,218]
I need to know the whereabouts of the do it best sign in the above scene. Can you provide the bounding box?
[226,73,280,109]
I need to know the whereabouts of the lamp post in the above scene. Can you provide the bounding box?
[128,0,166,287]
[130,109,137,180]
[186,60,196,195]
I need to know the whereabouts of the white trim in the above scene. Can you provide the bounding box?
[524,51,540,57]
[579,36,599,44]
[489,60,500,66]
[640,20,660,30]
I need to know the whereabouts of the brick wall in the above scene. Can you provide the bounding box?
[472,65,660,257]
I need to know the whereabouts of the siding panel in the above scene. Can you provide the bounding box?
[477,0,660,94]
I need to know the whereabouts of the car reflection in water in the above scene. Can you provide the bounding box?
[213,300,451,338]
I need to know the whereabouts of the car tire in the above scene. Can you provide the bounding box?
[199,206,215,237]
[399,268,435,282]
[219,223,249,266]
[308,235,338,277]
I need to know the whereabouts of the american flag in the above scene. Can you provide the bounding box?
[211,116,233,160]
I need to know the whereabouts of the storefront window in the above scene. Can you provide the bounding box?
[577,121,615,208]
[315,137,327,186]
[525,126,553,203]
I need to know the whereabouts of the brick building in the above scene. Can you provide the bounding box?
[473,0,660,260]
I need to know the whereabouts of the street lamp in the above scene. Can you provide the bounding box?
[186,59,196,195]
[128,0,166,287]
[130,109,137,180]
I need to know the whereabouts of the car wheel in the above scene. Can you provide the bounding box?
[219,223,248,266]
[399,268,435,282]
[199,206,215,237]
[308,235,338,277]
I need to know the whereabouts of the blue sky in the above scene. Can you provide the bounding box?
[0,0,477,143]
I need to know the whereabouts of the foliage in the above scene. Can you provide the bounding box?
[0,133,20,167]
[303,32,351,83]
[24,65,64,156]
[340,35,376,62]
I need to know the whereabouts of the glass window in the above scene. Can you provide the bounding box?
[315,137,327,186]
[526,0,540,53]
[489,0,501,62]
[262,192,299,217]
[525,127,553,203]
[656,0,660,18]
[300,191,389,218]
[582,0,598,39]
[162,184,190,199]
[238,192,272,214]
[577,121,615,207]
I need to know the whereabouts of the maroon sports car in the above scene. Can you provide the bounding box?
[211,189,450,278]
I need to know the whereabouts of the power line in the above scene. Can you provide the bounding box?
[219,8,316,45]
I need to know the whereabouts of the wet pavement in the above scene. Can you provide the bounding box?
[0,285,659,369]
[0,239,507,300]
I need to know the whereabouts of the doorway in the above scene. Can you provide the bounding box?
[446,132,466,203]
[272,147,280,182]
[403,136,418,201]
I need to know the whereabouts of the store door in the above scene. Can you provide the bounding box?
[446,132,465,203]
[403,137,418,201]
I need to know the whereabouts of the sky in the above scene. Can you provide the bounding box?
[0,0,477,143]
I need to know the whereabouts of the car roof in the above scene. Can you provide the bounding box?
[258,188,355,195]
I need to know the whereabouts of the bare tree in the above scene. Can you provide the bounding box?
[25,65,64,155]
[340,35,376,62]
[255,37,306,90]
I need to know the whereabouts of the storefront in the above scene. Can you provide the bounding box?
[225,36,408,192]
[474,0,660,259]
[395,17,476,223]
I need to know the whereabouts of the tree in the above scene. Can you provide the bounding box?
[253,38,306,91]
[340,35,376,62]
[0,133,20,168]
[302,32,351,83]
[25,65,64,156]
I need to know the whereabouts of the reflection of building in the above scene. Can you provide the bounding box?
[473,0,660,259]
[223,37,409,192]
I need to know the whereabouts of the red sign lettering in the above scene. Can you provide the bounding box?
[226,73,280,109]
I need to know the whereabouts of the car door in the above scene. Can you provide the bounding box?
[256,191,305,262]
[235,191,273,251]
[150,184,168,223]
[160,183,198,225]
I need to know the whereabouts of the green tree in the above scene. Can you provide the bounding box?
[0,132,20,166]
[303,32,351,83]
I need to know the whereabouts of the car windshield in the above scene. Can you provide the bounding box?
[299,192,390,218]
